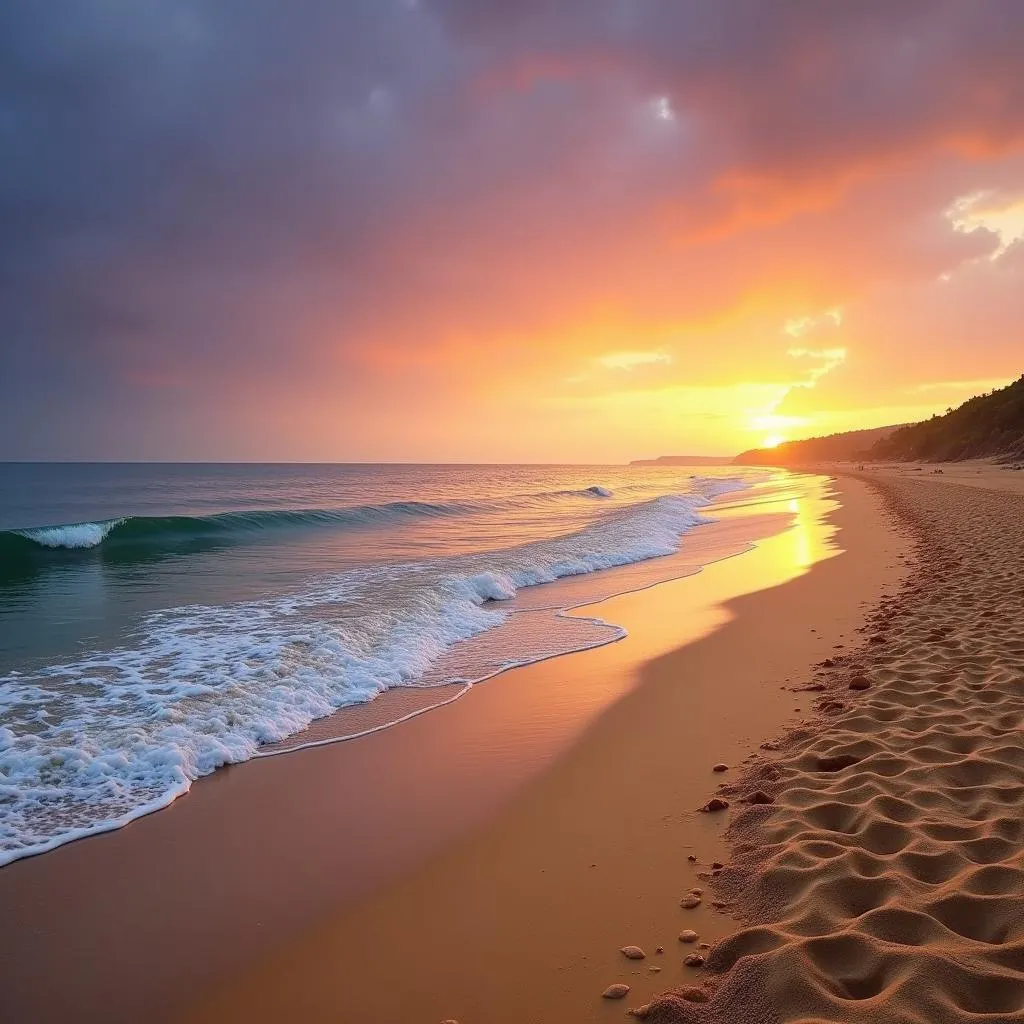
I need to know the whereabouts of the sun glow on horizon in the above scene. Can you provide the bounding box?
[762,434,785,449]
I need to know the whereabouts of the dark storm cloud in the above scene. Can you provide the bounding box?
[1,2,450,352]
[1,0,1022,457]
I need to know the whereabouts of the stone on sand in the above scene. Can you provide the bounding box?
[602,984,630,999]
[702,797,729,812]
[620,945,645,960]
[679,894,701,909]
[678,929,699,943]
[684,953,706,967]
[848,674,871,690]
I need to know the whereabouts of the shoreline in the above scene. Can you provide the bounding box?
[256,495,791,759]
[0,474,906,1023]
[0,478,781,870]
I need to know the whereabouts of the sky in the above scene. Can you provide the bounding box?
[1,1,1022,462]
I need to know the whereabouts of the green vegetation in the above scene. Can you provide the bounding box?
[868,375,1024,462]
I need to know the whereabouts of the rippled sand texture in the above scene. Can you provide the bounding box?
[636,477,1024,1023]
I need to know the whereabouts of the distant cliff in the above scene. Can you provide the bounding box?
[734,425,902,466]
[629,455,735,466]
[867,375,1024,462]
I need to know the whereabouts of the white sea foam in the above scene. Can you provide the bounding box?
[16,520,122,549]
[0,476,750,865]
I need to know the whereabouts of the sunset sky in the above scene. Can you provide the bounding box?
[2,1,1022,462]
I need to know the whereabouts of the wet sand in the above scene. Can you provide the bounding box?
[0,475,906,1023]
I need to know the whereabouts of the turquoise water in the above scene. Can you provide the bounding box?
[0,462,761,864]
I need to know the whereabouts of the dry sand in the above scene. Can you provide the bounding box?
[636,474,1024,1023]
[829,456,1024,496]
[171,477,907,1024]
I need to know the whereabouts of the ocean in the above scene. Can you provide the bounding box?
[0,462,771,865]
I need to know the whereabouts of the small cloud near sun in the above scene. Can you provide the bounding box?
[946,190,1024,261]
[783,308,843,338]
[597,350,672,371]
[787,346,847,384]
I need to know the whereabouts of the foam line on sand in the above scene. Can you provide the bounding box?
[633,476,1024,1023]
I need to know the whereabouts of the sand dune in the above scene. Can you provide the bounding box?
[635,477,1024,1023]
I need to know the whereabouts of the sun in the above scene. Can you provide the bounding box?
[762,434,785,449]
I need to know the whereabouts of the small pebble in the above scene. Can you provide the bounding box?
[601,984,630,1000]
[655,946,664,955]
[648,966,661,973]
[678,929,699,943]
[711,862,723,869]
[679,894,701,909]
[849,675,871,691]
[702,798,729,812]
[688,887,703,896]
[712,763,729,772]
[684,953,706,967]
[686,854,697,862]
[620,945,645,960]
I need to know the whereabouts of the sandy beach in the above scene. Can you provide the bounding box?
[2,472,1019,1024]
[170,474,906,1024]
[15,468,1024,1023]
[0,473,893,1022]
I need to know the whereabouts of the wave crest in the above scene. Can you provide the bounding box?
[15,520,123,549]
[3,485,617,554]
